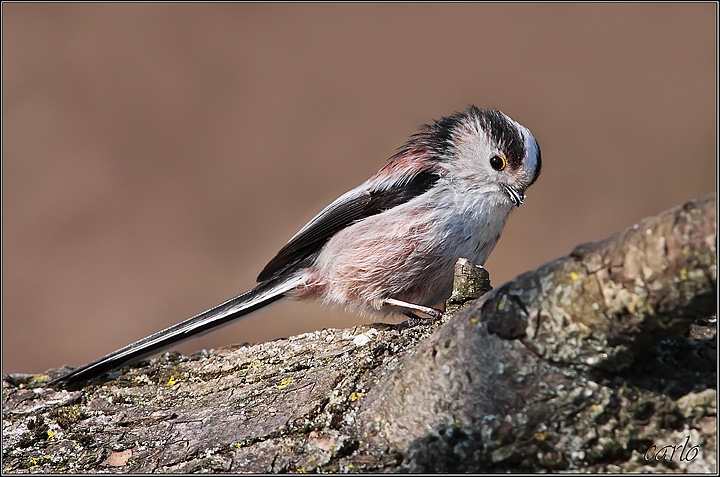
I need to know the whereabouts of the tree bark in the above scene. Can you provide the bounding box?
[3,194,716,473]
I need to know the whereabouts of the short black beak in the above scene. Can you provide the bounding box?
[502,184,525,207]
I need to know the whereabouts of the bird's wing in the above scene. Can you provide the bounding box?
[257,168,441,282]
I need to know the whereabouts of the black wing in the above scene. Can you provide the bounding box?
[257,169,441,282]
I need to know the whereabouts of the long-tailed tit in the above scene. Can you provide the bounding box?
[51,105,542,385]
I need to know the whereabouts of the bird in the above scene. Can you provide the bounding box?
[50,105,542,385]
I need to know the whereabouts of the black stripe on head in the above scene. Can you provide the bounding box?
[467,106,527,171]
[390,106,527,170]
[389,111,467,162]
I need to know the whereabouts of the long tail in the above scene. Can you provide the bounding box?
[50,274,305,386]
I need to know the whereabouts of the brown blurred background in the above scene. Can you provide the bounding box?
[2,4,716,376]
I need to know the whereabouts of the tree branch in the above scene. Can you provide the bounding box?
[3,194,715,473]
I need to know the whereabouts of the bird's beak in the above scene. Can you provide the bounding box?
[502,184,525,208]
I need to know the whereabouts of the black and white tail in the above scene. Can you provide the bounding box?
[50,275,304,386]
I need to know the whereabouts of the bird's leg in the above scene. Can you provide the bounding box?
[384,297,444,332]
[384,297,444,319]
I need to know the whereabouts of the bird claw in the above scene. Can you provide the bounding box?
[395,311,443,332]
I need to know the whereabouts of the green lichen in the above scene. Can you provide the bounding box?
[50,405,88,429]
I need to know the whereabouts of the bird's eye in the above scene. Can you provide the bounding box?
[490,155,506,171]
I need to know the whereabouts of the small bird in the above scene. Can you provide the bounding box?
[51,105,542,385]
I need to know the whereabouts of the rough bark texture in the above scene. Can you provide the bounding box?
[3,194,716,473]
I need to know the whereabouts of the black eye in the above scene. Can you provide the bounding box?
[490,155,506,171]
